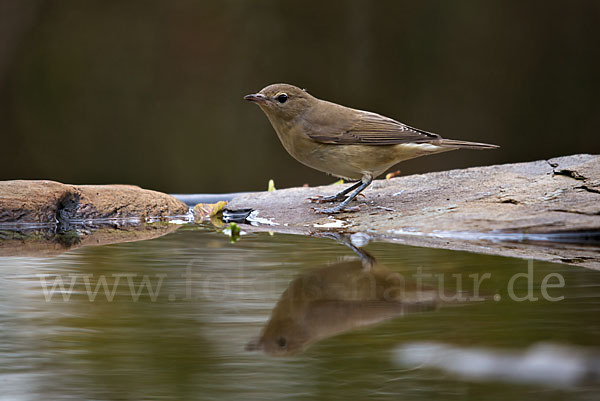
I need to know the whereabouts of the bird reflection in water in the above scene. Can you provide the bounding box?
[246,236,439,356]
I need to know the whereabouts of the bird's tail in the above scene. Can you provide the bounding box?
[433,139,499,150]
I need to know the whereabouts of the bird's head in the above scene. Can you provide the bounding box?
[244,83,315,122]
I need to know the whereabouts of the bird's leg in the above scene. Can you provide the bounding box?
[308,180,363,203]
[315,175,373,214]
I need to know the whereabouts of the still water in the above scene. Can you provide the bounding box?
[1,224,599,400]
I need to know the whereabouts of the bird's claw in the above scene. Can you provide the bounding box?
[308,195,346,204]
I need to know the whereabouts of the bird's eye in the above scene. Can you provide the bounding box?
[277,337,287,348]
[276,93,288,103]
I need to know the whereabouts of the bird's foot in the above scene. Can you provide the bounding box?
[307,194,347,204]
[313,205,360,214]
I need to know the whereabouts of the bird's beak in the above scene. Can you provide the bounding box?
[244,93,268,104]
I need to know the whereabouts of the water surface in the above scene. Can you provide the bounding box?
[1,224,599,400]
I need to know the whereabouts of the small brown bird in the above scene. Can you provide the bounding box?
[245,83,498,213]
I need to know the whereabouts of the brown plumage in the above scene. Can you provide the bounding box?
[245,83,498,213]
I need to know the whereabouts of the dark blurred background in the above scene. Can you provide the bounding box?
[1,0,599,194]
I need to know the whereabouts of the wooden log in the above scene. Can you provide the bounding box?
[227,154,600,270]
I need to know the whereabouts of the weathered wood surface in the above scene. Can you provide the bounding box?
[0,180,188,257]
[0,180,188,223]
[228,154,600,270]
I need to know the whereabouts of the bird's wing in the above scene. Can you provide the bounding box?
[306,110,441,145]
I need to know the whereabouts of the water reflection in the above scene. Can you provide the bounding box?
[395,341,600,388]
[247,247,438,356]
[0,222,179,257]
[1,226,600,400]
